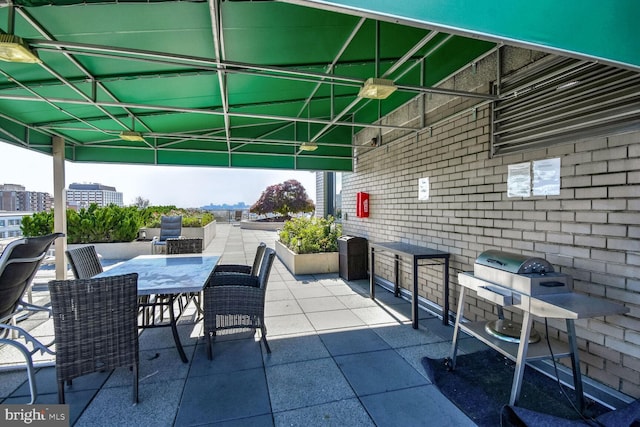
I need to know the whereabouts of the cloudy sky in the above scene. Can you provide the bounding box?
[0,142,317,208]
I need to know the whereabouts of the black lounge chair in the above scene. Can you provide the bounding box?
[151,215,183,254]
[0,232,64,404]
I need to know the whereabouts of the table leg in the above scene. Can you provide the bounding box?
[168,294,188,363]
[443,257,450,325]
[412,257,418,329]
[370,248,376,299]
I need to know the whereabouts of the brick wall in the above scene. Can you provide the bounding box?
[341,49,640,398]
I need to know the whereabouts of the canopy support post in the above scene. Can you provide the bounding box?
[52,136,67,280]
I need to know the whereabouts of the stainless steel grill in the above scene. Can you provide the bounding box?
[450,249,629,409]
[457,250,622,319]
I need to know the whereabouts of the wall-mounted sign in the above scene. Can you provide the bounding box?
[418,177,430,201]
[507,162,531,198]
[533,158,561,196]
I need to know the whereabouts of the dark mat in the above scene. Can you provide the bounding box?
[422,350,610,427]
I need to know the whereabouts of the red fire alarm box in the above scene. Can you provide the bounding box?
[356,192,369,218]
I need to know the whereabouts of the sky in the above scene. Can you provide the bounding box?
[0,143,317,208]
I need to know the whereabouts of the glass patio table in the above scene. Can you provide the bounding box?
[95,254,220,362]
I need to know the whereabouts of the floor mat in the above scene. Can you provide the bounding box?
[422,350,609,427]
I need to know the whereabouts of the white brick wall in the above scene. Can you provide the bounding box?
[341,49,640,398]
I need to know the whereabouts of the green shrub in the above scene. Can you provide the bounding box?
[20,211,54,237]
[144,209,215,228]
[66,204,142,243]
[21,205,215,243]
[278,216,341,254]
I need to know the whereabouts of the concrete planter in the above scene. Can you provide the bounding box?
[139,221,216,248]
[275,240,339,275]
[68,221,217,260]
[240,220,283,231]
[68,241,151,260]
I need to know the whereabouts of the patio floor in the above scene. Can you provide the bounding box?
[0,224,485,426]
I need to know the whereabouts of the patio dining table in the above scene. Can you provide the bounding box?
[95,254,220,363]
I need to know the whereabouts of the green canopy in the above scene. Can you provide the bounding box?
[1,0,633,172]
[0,0,492,171]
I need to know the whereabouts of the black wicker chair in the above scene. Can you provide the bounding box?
[166,237,203,254]
[48,273,139,404]
[204,248,275,359]
[0,232,64,404]
[65,245,103,279]
[212,242,266,276]
[165,237,204,315]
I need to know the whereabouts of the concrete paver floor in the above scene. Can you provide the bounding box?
[0,224,483,426]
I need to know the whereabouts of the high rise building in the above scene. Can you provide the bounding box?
[66,183,123,208]
[0,184,52,212]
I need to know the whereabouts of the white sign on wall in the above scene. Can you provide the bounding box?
[418,177,430,201]
[507,162,531,198]
[533,158,561,196]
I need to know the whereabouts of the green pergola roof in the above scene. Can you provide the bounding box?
[0,0,635,172]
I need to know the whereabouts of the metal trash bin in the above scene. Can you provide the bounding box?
[338,236,368,281]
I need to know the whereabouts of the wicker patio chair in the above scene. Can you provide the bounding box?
[65,245,103,279]
[0,232,64,404]
[151,215,183,254]
[48,273,139,404]
[165,237,204,313]
[166,237,203,254]
[212,242,266,276]
[203,248,275,359]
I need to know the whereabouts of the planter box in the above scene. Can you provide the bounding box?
[275,240,339,275]
[140,221,216,248]
[68,241,151,260]
[240,220,282,231]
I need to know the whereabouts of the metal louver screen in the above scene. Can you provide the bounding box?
[491,57,640,156]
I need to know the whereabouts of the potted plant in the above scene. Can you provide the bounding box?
[275,216,342,275]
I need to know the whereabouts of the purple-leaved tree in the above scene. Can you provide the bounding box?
[250,179,315,218]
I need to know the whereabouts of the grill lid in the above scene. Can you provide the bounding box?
[475,250,554,274]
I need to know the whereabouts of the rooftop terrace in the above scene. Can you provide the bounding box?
[0,224,482,426]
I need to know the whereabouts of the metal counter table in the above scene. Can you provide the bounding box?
[369,242,450,328]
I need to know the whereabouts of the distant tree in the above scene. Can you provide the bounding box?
[250,179,315,217]
[133,196,150,209]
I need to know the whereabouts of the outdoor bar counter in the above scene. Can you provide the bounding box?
[369,241,451,328]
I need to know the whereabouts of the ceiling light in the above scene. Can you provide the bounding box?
[358,78,397,100]
[299,141,318,151]
[0,34,41,64]
[119,131,145,142]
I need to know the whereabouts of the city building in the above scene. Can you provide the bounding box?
[66,182,123,208]
[0,184,52,212]
[0,211,33,239]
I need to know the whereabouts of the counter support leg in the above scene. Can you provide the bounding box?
[443,257,450,325]
[566,319,585,413]
[394,255,400,297]
[369,248,376,299]
[412,258,418,329]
